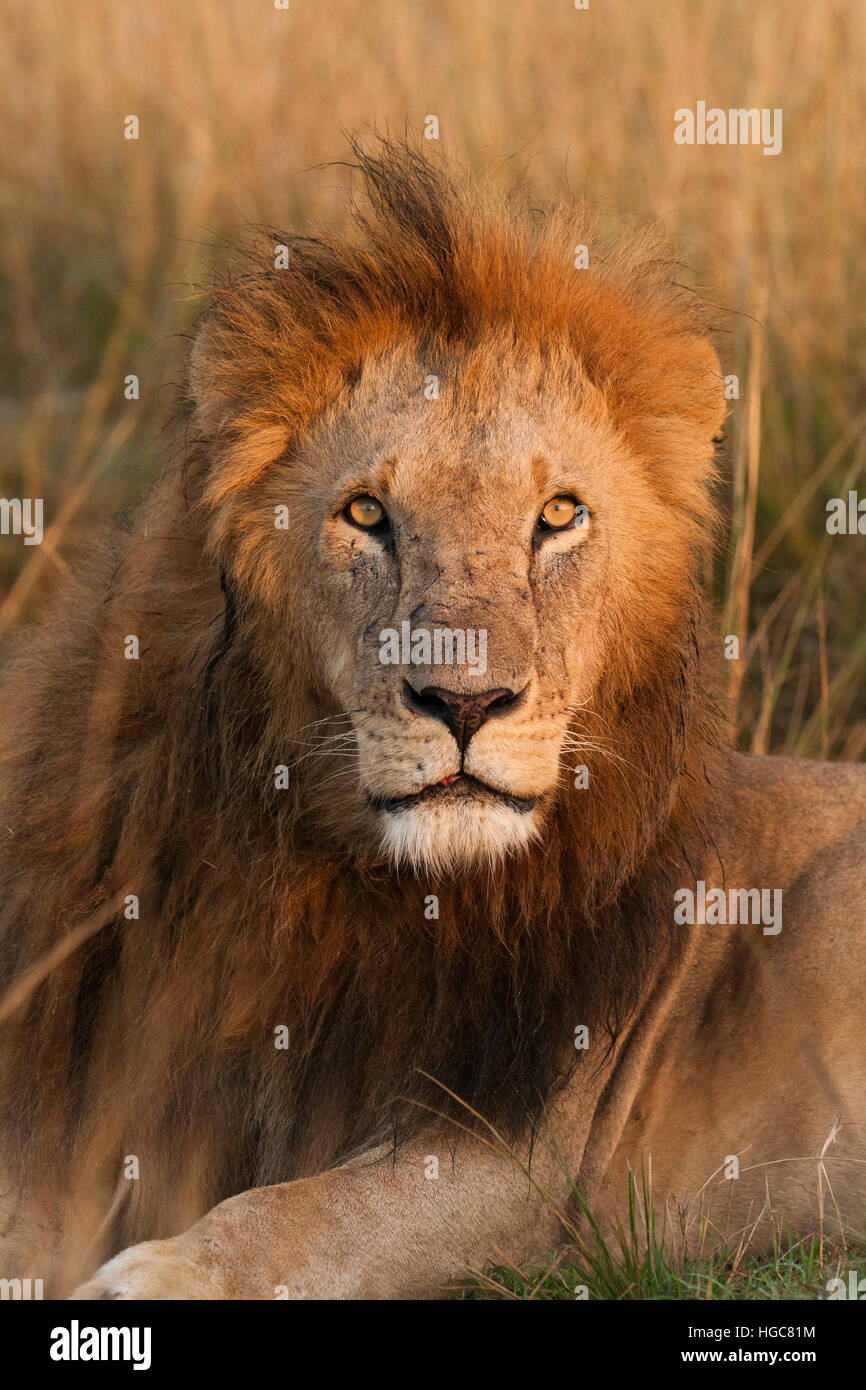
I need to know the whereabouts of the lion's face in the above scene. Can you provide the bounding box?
[241,336,703,874]
[192,150,724,877]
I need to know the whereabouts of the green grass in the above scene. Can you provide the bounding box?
[459,1238,853,1301]
[450,1152,863,1301]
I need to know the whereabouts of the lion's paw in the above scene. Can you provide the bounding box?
[70,1239,225,1301]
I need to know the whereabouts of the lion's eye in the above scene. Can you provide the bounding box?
[345,495,387,530]
[541,497,576,528]
[537,496,588,534]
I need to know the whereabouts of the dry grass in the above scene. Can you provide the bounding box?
[0,0,864,753]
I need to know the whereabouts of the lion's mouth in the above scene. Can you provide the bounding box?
[370,774,538,816]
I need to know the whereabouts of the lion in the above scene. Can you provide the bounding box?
[0,140,864,1300]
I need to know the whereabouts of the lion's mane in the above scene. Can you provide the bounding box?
[0,140,725,1277]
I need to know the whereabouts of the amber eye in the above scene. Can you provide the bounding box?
[541,497,576,528]
[345,495,386,530]
[536,495,589,540]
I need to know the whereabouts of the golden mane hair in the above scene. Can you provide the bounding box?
[0,139,726,1280]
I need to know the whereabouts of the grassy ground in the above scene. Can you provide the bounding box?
[457,1160,863,1300]
[0,0,864,1300]
[460,1243,852,1301]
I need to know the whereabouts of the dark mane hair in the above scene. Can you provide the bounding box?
[0,138,725,1284]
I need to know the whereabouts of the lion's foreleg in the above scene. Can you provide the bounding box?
[69,1133,569,1300]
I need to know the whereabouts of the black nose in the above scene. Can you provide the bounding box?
[403,681,526,753]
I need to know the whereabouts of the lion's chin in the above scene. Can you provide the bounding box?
[377,796,541,875]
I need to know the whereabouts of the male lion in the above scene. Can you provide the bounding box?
[1,142,864,1300]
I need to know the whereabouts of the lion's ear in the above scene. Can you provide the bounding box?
[188,315,237,438]
[605,314,727,461]
[616,332,727,515]
[185,312,296,506]
[674,334,727,442]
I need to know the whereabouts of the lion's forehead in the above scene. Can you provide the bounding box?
[313,356,611,514]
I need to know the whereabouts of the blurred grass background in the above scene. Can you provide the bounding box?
[0,0,864,757]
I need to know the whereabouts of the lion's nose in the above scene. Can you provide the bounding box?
[402,681,526,754]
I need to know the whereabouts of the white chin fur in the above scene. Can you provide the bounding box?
[378,798,540,874]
